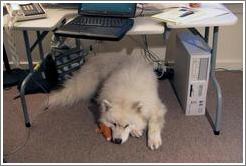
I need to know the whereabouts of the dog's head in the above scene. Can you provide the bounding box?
[99,99,146,144]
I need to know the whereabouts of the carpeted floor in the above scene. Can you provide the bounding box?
[3,71,243,163]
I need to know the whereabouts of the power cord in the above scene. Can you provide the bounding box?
[4,78,50,161]
[128,36,161,62]
[153,62,174,79]
[128,36,171,79]
[3,128,31,159]
[3,60,54,161]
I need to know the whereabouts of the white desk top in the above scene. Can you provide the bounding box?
[128,17,164,35]
[3,3,237,33]
[3,8,164,34]
[3,9,78,31]
[165,3,238,28]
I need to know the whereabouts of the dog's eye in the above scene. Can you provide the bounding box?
[124,124,129,129]
[113,123,117,126]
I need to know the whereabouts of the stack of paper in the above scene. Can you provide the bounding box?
[151,7,229,24]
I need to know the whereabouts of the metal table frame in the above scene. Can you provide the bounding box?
[19,26,222,135]
[20,30,49,127]
[19,30,81,127]
[188,26,222,135]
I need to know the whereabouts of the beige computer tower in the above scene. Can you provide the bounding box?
[170,31,211,115]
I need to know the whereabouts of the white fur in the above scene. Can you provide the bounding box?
[48,54,167,150]
[48,54,127,108]
[98,56,167,150]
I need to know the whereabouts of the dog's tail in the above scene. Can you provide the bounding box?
[47,65,100,110]
[46,54,126,110]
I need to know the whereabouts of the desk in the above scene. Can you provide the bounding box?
[3,4,237,135]
[165,3,237,134]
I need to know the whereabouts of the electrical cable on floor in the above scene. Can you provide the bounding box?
[3,99,50,161]
[3,77,50,160]
[3,127,31,158]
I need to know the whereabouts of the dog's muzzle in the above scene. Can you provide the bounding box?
[113,138,122,144]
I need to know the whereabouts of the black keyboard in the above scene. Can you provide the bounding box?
[70,16,127,27]
[55,15,134,41]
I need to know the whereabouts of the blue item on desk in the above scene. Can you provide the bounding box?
[180,11,194,17]
[79,3,136,17]
[54,3,136,41]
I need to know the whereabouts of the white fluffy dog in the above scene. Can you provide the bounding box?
[48,54,167,150]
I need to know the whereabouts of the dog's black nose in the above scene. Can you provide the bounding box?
[114,138,122,144]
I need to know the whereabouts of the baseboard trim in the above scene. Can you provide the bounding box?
[216,61,243,71]
[4,60,243,71]
[4,61,39,69]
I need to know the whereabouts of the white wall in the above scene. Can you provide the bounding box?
[214,3,243,70]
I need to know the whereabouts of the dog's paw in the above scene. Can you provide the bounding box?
[130,129,143,138]
[148,133,162,150]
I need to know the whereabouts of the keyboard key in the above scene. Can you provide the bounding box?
[70,16,125,27]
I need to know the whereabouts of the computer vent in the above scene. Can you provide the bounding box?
[191,58,209,81]
[198,58,209,80]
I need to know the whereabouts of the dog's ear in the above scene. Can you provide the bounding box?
[101,99,112,112]
[132,101,143,113]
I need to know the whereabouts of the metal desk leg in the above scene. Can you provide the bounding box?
[205,27,209,43]
[210,26,222,135]
[20,31,49,127]
[23,31,34,72]
[21,31,33,127]
[188,27,222,135]
[36,31,45,61]
[75,38,80,50]
[3,44,11,72]
[142,35,149,59]
[20,73,33,127]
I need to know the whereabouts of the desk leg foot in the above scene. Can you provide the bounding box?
[20,73,33,128]
[213,130,220,135]
[25,122,31,128]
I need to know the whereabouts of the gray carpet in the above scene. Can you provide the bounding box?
[3,71,243,163]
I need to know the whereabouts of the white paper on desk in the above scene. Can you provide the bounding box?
[151,7,229,24]
[180,8,229,24]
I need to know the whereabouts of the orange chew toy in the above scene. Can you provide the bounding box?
[96,123,112,141]
[189,3,201,8]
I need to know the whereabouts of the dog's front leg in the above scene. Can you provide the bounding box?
[147,112,164,150]
[130,128,144,138]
